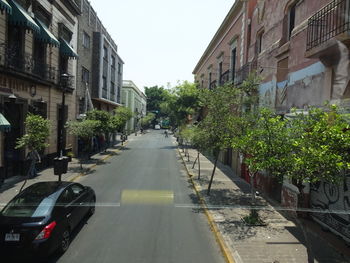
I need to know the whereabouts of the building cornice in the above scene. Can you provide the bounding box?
[192,0,244,74]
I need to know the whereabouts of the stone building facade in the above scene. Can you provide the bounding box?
[122,80,146,133]
[193,0,350,210]
[76,0,124,116]
[0,0,80,181]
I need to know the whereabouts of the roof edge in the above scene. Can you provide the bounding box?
[192,0,244,74]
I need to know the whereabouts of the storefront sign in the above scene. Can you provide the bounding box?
[0,75,36,96]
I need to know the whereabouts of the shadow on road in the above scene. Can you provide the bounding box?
[45,214,94,263]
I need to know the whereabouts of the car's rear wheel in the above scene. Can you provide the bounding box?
[89,197,96,216]
[59,229,70,254]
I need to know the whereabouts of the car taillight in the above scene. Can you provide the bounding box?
[35,221,57,240]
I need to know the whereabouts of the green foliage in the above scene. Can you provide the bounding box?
[198,82,243,152]
[16,114,50,151]
[288,106,350,184]
[112,107,133,131]
[66,120,99,139]
[86,109,111,134]
[144,86,170,114]
[231,108,293,179]
[141,112,156,128]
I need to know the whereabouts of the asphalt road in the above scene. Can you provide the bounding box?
[51,130,224,263]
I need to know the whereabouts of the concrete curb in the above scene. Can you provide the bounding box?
[68,142,127,183]
[177,147,235,263]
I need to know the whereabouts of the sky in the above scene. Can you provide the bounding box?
[89,0,234,91]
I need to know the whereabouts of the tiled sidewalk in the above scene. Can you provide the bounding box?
[178,146,349,263]
[0,138,129,209]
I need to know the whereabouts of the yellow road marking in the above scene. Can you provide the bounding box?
[121,190,174,205]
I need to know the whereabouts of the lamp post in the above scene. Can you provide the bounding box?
[54,73,71,182]
[58,73,70,157]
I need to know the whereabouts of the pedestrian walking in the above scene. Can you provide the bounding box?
[164,129,168,137]
[27,148,41,178]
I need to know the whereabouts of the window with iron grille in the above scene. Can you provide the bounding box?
[83,32,90,48]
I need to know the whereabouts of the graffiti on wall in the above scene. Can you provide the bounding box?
[310,177,350,241]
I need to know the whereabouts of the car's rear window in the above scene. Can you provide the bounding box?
[1,192,56,218]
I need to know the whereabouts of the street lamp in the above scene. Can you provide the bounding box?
[58,73,70,157]
[54,73,71,182]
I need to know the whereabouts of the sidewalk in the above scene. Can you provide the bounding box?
[0,138,129,209]
[178,146,350,263]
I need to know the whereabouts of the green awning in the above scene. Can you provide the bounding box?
[0,0,12,14]
[34,18,60,47]
[8,0,40,33]
[0,113,11,132]
[59,38,78,59]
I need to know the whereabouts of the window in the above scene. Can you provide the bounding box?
[59,55,68,74]
[118,62,122,74]
[288,3,296,39]
[208,72,212,89]
[103,46,108,60]
[111,56,116,68]
[58,189,74,205]
[218,62,223,85]
[231,48,236,82]
[83,32,90,48]
[82,67,90,84]
[70,184,85,198]
[257,31,264,54]
[7,25,24,69]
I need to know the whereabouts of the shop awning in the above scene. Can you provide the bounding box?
[34,18,60,47]
[59,38,78,59]
[0,113,11,132]
[0,0,12,14]
[8,0,40,33]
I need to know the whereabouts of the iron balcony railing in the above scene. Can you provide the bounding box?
[0,43,60,83]
[220,70,230,85]
[234,60,257,85]
[307,0,350,51]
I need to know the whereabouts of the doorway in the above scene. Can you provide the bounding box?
[3,101,25,178]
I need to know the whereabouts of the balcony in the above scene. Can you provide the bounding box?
[234,60,257,85]
[0,43,59,84]
[305,0,350,62]
[220,70,230,85]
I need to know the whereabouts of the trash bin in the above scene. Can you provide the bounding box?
[53,156,69,175]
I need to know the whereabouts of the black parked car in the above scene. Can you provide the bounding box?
[0,181,96,261]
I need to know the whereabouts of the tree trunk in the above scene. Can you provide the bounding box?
[192,154,198,169]
[198,151,201,180]
[249,171,256,204]
[207,152,219,195]
[187,145,190,162]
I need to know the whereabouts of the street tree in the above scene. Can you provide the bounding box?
[66,119,100,167]
[141,112,156,129]
[16,114,50,190]
[144,85,170,117]
[86,109,112,150]
[160,81,202,127]
[198,82,243,195]
[113,106,133,132]
[16,114,50,152]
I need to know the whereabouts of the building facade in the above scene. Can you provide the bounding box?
[193,0,247,179]
[0,0,80,181]
[193,0,350,241]
[75,0,124,116]
[122,80,146,133]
